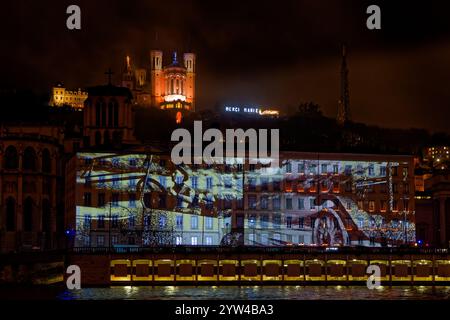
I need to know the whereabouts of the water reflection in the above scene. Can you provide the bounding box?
[56,286,450,300]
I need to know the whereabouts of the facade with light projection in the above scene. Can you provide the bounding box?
[72,151,415,248]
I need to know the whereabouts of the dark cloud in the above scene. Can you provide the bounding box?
[1,0,450,132]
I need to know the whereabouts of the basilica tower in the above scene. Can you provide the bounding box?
[183,52,196,111]
[150,50,164,107]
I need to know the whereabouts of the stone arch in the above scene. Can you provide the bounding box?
[23,146,37,171]
[42,198,51,233]
[42,148,51,173]
[6,197,16,231]
[104,130,110,146]
[23,197,34,232]
[4,145,18,169]
[95,131,102,146]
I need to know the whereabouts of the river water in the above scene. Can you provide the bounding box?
[3,285,445,300]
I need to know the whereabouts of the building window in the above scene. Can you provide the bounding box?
[111,235,118,245]
[223,176,232,189]
[85,175,91,187]
[298,198,305,210]
[261,233,268,244]
[285,162,292,173]
[129,193,136,207]
[298,163,305,174]
[403,199,409,211]
[260,196,268,209]
[393,200,398,212]
[380,200,387,212]
[191,176,198,189]
[206,177,213,189]
[205,236,213,246]
[261,215,269,228]
[333,164,339,174]
[392,166,398,176]
[344,165,352,176]
[393,183,398,193]
[112,193,119,207]
[206,195,214,210]
[380,166,387,176]
[177,195,183,208]
[4,146,19,169]
[112,215,119,228]
[159,215,167,228]
[97,235,105,247]
[23,147,37,171]
[84,214,92,228]
[272,179,281,191]
[6,197,15,231]
[42,149,52,173]
[248,178,256,191]
[98,215,105,229]
[309,198,315,210]
[273,214,281,228]
[191,236,198,246]
[298,217,304,229]
[368,164,374,176]
[176,215,183,229]
[98,193,105,207]
[286,198,293,210]
[272,196,281,210]
[129,158,137,167]
[369,201,375,212]
[248,195,257,210]
[205,217,213,230]
[112,175,119,187]
[248,215,256,228]
[176,236,183,245]
[191,216,198,229]
[84,192,92,207]
[128,215,135,228]
[321,164,327,174]
[286,216,292,228]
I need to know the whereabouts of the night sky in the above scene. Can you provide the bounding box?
[2,0,450,132]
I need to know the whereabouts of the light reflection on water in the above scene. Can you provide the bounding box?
[57,286,450,300]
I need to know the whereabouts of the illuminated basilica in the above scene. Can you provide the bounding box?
[121,50,196,123]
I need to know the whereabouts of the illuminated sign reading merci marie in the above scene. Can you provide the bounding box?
[225,106,261,114]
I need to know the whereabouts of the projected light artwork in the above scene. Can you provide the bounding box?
[75,152,415,248]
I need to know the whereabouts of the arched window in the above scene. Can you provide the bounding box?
[4,145,18,169]
[23,197,33,232]
[23,147,37,171]
[104,130,110,146]
[108,101,114,127]
[6,197,15,231]
[95,131,102,146]
[101,102,107,127]
[42,148,51,173]
[95,101,101,126]
[42,199,51,233]
[113,101,119,127]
